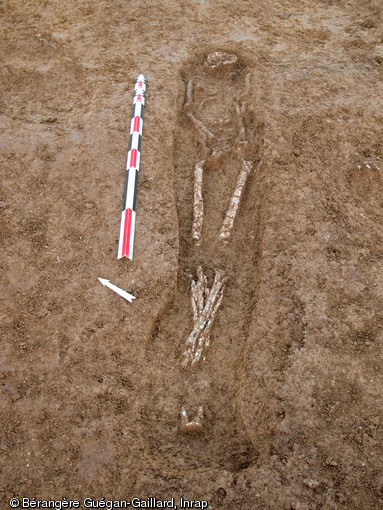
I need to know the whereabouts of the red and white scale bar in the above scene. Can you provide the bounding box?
[118,74,146,260]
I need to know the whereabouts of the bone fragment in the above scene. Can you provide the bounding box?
[206,52,238,69]
[234,102,246,144]
[191,267,208,325]
[181,406,204,434]
[239,72,251,110]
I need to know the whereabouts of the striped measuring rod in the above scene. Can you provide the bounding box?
[118,74,146,260]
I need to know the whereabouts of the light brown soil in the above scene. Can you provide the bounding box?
[1,1,383,508]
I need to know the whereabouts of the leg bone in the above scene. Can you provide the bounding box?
[182,268,226,367]
[192,161,204,245]
[219,160,252,242]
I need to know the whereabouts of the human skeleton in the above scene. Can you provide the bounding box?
[180,52,254,432]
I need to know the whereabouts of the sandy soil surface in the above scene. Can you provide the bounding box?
[1,0,383,508]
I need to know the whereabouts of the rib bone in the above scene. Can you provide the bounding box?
[184,80,216,148]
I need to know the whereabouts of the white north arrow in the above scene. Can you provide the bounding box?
[98,278,136,303]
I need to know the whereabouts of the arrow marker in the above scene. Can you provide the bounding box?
[98,278,136,303]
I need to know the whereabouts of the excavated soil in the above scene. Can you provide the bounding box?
[1,1,383,509]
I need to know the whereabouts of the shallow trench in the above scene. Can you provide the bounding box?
[142,53,266,472]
